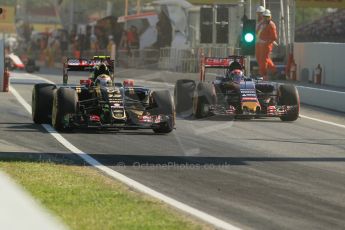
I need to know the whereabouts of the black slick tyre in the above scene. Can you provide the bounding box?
[174,79,195,117]
[150,90,174,134]
[32,83,56,124]
[193,82,215,119]
[278,84,300,121]
[52,88,78,131]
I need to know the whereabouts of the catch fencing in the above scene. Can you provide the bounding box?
[158,46,237,73]
[116,49,160,69]
[18,46,237,73]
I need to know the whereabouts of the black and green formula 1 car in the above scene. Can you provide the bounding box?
[32,56,175,134]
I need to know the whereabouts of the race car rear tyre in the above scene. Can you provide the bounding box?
[278,84,300,121]
[52,88,78,131]
[32,83,56,124]
[174,79,195,117]
[150,90,174,134]
[193,82,215,119]
[25,59,37,73]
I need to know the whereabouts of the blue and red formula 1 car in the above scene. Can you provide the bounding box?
[174,56,299,121]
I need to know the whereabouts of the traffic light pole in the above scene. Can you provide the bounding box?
[245,0,252,77]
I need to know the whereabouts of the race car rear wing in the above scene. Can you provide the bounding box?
[63,56,115,84]
[199,56,245,81]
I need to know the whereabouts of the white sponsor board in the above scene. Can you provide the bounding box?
[0,39,4,92]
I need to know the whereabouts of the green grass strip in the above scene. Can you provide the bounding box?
[0,161,210,230]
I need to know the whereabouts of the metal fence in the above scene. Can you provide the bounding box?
[117,49,159,69]
[158,46,236,73]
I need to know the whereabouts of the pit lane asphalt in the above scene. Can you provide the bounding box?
[6,68,345,230]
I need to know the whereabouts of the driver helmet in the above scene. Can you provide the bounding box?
[98,63,108,74]
[229,69,244,82]
[95,74,112,87]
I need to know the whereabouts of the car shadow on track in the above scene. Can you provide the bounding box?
[64,129,167,136]
[88,154,345,167]
[2,123,169,136]
[2,123,47,133]
[176,115,287,123]
[2,152,345,167]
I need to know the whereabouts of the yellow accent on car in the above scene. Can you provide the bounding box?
[93,56,110,59]
[129,87,135,95]
[76,87,81,93]
[241,102,260,112]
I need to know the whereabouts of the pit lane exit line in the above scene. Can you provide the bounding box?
[9,84,242,230]
[296,86,345,94]
[300,115,345,129]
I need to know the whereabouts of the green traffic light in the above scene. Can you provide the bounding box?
[241,19,256,55]
[244,33,254,43]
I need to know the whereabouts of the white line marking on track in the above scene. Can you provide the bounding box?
[25,73,56,84]
[9,86,32,113]
[9,84,241,230]
[10,72,56,85]
[300,115,345,129]
[296,86,345,94]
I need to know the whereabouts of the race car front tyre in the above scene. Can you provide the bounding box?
[174,79,195,117]
[193,82,215,119]
[150,90,174,134]
[52,88,78,131]
[32,83,56,124]
[278,84,300,121]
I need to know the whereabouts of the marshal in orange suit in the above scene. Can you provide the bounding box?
[256,9,277,80]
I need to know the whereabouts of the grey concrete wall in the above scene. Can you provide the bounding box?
[294,42,345,87]
[297,86,345,112]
